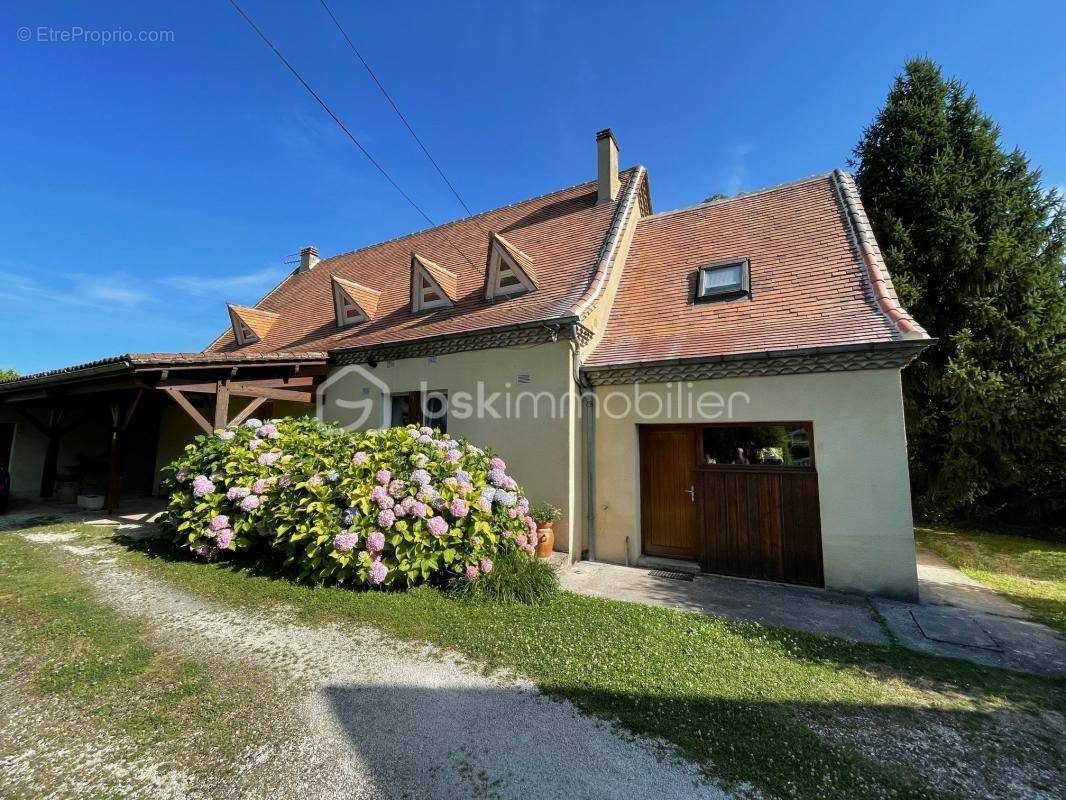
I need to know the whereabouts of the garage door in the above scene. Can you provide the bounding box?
[639,424,823,587]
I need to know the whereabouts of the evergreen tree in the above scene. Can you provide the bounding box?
[854,58,1066,520]
[0,368,17,382]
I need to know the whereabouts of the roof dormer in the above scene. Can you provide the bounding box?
[331,275,381,327]
[486,232,537,300]
[227,304,279,346]
[411,253,457,312]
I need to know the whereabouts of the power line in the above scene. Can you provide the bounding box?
[226,0,480,270]
[318,0,476,219]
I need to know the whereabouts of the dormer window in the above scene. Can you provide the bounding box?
[411,253,456,312]
[227,304,279,346]
[695,258,750,302]
[331,276,380,328]
[486,232,537,300]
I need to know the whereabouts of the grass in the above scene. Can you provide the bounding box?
[0,527,286,794]
[916,524,1066,636]
[5,517,1066,799]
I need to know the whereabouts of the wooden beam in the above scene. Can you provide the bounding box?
[213,380,230,431]
[228,383,313,403]
[121,389,144,431]
[163,388,213,435]
[227,396,268,428]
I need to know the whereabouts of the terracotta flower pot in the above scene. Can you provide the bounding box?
[536,520,555,558]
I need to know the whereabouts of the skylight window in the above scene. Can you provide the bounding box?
[695,259,750,302]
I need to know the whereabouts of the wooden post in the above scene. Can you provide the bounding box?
[213,379,230,431]
[105,390,143,513]
[39,408,64,499]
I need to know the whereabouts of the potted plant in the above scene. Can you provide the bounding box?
[531,502,562,558]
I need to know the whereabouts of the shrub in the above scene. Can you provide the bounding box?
[531,501,562,524]
[446,546,559,605]
[162,417,543,589]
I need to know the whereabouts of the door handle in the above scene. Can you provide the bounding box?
[684,485,695,503]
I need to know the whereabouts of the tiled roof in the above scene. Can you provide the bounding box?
[584,171,928,368]
[207,169,640,355]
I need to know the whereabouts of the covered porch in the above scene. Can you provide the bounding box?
[0,352,327,512]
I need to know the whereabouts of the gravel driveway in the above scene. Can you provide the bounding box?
[15,534,731,800]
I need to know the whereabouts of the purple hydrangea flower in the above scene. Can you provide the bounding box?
[490,457,506,471]
[226,486,250,501]
[479,558,493,574]
[375,469,391,485]
[244,418,263,428]
[366,530,385,553]
[240,494,261,512]
[352,451,368,466]
[417,434,433,444]
[449,498,469,518]
[427,516,448,536]
[445,449,461,463]
[465,564,479,581]
[377,509,395,529]
[209,514,229,532]
[487,468,506,486]
[256,423,277,439]
[456,470,471,484]
[216,529,234,549]
[400,496,417,511]
[252,479,268,495]
[217,430,235,441]
[410,469,431,486]
[494,489,517,507]
[367,558,388,585]
[192,475,215,498]
[442,439,459,451]
[377,494,395,510]
[248,438,264,451]
[307,475,324,487]
[278,475,293,488]
[326,470,340,483]
[258,451,281,467]
[194,542,211,557]
[333,531,358,553]
[175,467,190,482]
[393,505,407,519]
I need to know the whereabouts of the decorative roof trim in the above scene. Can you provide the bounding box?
[571,165,649,320]
[331,275,381,326]
[831,169,928,340]
[228,304,279,346]
[581,340,932,386]
[332,320,583,365]
[485,232,537,299]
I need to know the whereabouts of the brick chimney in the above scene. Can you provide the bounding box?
[596,129,620,205]
[298,245,320,273]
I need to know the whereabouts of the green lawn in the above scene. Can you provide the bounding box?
[916,525,1066,636]
[4,518,1066,800]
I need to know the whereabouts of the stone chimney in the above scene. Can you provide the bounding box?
[298,245,320,273]
[596,129,620,205]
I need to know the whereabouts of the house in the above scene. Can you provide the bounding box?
[0,130,930,600]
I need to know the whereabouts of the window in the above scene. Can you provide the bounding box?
[700,424,812,468]
[696,258,750,302]
[411,254,456,312]
[331,276,379,327]
[388,390,448,434]
[485,232,537,300]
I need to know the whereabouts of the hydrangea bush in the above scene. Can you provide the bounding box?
[162,417,541,588]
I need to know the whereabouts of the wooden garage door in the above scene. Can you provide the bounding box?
[696,467,823,586]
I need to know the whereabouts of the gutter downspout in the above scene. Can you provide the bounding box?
[570,336,597,562]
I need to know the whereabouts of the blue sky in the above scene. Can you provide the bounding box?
[2,0,1064,374]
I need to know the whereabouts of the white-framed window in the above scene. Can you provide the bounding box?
[485,233,536,300]
[331,276,379,327]
[411,254,455,312]
[696,258,750,302]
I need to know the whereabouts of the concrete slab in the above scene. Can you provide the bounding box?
[909,606,1000,650]
[917,548,1029,619]
[561,561,888,644]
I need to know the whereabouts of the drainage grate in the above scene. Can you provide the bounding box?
[649,569,694,582]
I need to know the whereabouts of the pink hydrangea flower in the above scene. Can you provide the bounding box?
[375,469,391,485]
[307,475,324,487]
[192,475,215,498]
[366,530,385,553]
[377,509,395,529]
[194,542,211,557]
[490,457,506,471]
[209,514,229,532]
[352,451,368,466]
[465,564,479,580]
[226,486,250,501]
[470,535,481,548]
[524,543,536,556]
[217,430,235,441]
[528,530,539,546]
[410,469,431,486]
[479,558,493,574]
[525,516,537,535]
[377,495,395,510]
[370,486,388,504]
[388,479,406,499]
[367,558,388,585]
[445,449,461,463]
[516,534,528,547]
[333,531,358,553]
[400,496,417,511]
[240,494,261,512]
[248,438,262,451]
[508,508,518,519]
[256,423,277,439]
[417,434,433,444]
[419,426,434,435]
[475,497,491,513]
[258,451,281,467]
[393,505,407,518]
[427,516,448,536]
[411,501,429,518]
[449,498,468,518]
[216,529,234,549]
[252,479,268,495]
